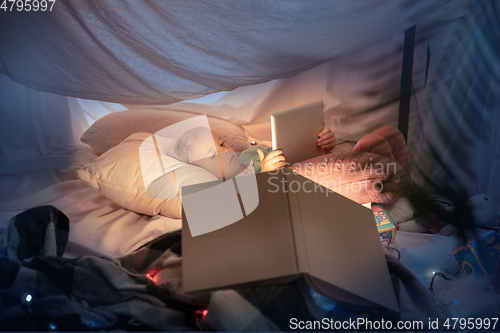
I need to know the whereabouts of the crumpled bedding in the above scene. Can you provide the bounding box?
[0,205,452,331]
[0,206,194,331]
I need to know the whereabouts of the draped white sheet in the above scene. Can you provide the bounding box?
[126,34,409,143]
[0,73,128,196]
[0,0,451,104]
[0,0,499,216]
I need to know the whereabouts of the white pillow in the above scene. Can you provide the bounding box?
[81,109,251,154]
[75,132,218,218]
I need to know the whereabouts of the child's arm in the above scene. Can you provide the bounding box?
[317,127,336,152]
[257,149,287,173]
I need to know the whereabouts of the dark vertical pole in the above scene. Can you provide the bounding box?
[398,26,416,144]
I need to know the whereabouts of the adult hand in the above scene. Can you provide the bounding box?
[257,149,287,172]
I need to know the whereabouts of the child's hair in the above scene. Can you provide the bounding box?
[166,126,212,163]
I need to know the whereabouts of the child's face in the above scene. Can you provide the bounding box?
[190,130,244,179]
[211,130,235,155]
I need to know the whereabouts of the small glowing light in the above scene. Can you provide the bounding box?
[432,271,436,275]
[195,309,209,319]
[146,271,156,281]
[25,294,32,302]
[49,323,57,330]
[146,269,159,283]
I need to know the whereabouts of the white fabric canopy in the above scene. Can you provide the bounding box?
[1,0,450,104]
[0,0,499,208]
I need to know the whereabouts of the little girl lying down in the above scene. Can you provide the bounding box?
[167,124,410,181]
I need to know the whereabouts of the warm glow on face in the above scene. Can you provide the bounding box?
[211,130,234,154]
[189,130,244,179]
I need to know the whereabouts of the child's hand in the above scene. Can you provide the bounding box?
[257,149,287,172]
[318,127,336,152]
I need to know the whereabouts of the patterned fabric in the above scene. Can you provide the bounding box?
[289,151,411,205]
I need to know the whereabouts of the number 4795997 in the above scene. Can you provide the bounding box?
[1,0,56,12]
[443,318,498,330]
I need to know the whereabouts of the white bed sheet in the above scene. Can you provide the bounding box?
[0,148,182,258]
[394,231,461,286]
[0,180,181,257]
